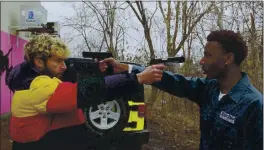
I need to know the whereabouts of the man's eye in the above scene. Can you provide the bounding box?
[56,59,64,63]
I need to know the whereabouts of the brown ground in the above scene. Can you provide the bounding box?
[1,111,200,150]
[1,114,12,150]
[145,111,200,150]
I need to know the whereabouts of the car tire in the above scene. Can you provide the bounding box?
[82,97,129,138]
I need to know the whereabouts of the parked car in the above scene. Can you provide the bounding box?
[62,54,150,150]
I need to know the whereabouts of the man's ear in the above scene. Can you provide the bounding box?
[34,57,44,69]
[226,53,235,65]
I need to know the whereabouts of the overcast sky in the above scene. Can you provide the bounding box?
[40,2,74,38]
[41,2,72,22]
[41,2,140,57]
[40,2,186,58]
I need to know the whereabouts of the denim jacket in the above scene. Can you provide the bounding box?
[132,65,263,150]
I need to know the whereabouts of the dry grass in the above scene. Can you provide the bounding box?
[144,86,200,150]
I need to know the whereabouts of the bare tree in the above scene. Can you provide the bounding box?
[238,2,263,92]
[213,2,224,30]
[125,1,159,118]
[61,2,128,59]
[126,1,214,117]
[126,1,158,59]
[158,1,213,57]
[81,1,124,58]
[61,3,103,53]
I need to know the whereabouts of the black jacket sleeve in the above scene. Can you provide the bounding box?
[77,73,139,107]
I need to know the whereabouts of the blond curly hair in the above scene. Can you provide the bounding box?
[24,33,70,62]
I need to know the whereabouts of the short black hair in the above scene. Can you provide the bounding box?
[207,30,248,65]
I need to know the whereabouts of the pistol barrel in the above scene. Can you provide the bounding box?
[149,56,185,65]
[82,52,113,60]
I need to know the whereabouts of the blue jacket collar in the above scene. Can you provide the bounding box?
[227,72,250,103]
[212,72,251,103]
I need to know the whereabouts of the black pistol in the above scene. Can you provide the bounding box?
[82,52,113,61]
[149,56,185,65]
[63,52,114,82]
[82,51,114,74]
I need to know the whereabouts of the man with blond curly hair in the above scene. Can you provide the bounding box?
[6,34,164,150]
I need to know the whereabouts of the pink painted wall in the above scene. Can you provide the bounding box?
[1,30,28,115]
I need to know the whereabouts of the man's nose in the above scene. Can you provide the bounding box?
[61,62,67,70]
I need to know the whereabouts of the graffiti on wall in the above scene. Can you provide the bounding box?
[0,47,14,87]
[0,47,13,77]
[1,31,28,114]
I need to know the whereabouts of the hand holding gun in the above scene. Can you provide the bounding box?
[63,52,115,82]
[149,56,185,65]
[82,52,114,74]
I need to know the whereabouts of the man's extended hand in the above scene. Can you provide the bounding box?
[99,57,166,84]
[137,64,165,84]
[99,57,128,73]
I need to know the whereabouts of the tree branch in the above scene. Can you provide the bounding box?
[126,1,143,23]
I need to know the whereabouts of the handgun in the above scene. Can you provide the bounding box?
[82,52,113,61]
[82,51,114,74]
[62,52,114,82]
[149,56,185,65]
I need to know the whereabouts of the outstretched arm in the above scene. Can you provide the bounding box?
[131,65,208,104]
[99,58,208,104]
